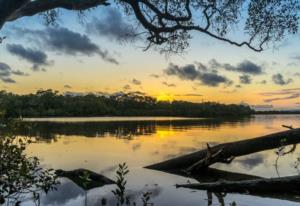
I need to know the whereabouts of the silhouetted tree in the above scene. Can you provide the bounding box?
[0,0,299,52]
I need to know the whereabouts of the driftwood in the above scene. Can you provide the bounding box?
[56,169,115,190]
[176,175,300,195]
[146,128,300,173]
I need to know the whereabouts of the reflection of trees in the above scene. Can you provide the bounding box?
[13,117,251,141]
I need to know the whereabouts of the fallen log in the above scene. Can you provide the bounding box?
[176,175,300,196]
[56,169,115,190]
[168,168,262,183]
[146,128,300,172]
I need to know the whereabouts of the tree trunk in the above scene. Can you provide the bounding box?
[145,128,300,172]
[176,175,300,195]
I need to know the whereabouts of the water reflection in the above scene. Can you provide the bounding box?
[19,115,300,206]
[17,117,252,140]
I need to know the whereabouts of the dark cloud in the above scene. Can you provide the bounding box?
[295,72,300,77]
[162,81,176,87]
[239,74,252,84]
[1,77,16,83]
[132,78,141,85]
[272,73,293,85]
[64,85,72,89]
[150,74,160,78]
[87,9,135,41]
[209,59,264,75]
[0,62,28,83]
[13,27,118,64]
[6,44,51,71]
[164,63,232,87]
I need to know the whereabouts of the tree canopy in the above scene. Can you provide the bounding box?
[0,89,253,117]
[0,0,299,52]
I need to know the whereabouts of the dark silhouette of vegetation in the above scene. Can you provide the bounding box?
[0,90,253,118]
[0,118,59,206]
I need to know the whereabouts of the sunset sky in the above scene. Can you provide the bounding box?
[0,7,299,110]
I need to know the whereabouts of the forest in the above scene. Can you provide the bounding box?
[0,89,253,117]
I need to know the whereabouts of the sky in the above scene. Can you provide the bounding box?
[0,6,300,110]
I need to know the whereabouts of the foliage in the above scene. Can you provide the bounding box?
[1,0,299,53]
[112,163,130,205]
[0,119,59,205]
[111,163,154,206]
[0,89,254,118]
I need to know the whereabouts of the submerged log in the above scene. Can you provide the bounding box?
[56,169,115,190]
[146,128,300,172]
[176,175,300,195]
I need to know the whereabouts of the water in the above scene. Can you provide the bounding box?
[18,115,300,206]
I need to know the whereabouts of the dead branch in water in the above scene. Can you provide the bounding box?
[146,128,300,173]
[176,175,300,196]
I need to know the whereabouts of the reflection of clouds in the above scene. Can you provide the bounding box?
[99,165,119,175]
[132,143,142,151]
[236,154,264,170]
[41,178,84,206]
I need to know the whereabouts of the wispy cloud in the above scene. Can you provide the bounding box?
[162,81,176,87]
[0,62,28,83]
[259,88,300,103]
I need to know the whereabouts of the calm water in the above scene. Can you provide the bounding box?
[19,115,300,206]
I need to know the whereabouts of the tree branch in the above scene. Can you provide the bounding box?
[7,0,110,22]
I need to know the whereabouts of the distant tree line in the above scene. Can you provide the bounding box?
[0,90,254,118]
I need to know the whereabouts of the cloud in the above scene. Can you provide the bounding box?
[258,80,267,84]
[132,78,141,85]
[264,93,300,103]
[6,44,51,71]
[209,59,264,75]
[174,93,203,97]
[64,85,72,89]
[0,62,28,83]
[164,63,232,87]
[162,81,176,87]
[239,74,252,84]
[86,9,135,41]
[272,73,293,85]
[287,54,300,67]
[150,74,159,78]
[259,88,300,103]
[13,27,118,64]
[123,84,131,90]
[251,104,273,111]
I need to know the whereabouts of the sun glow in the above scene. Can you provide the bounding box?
[156,93,174,102]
